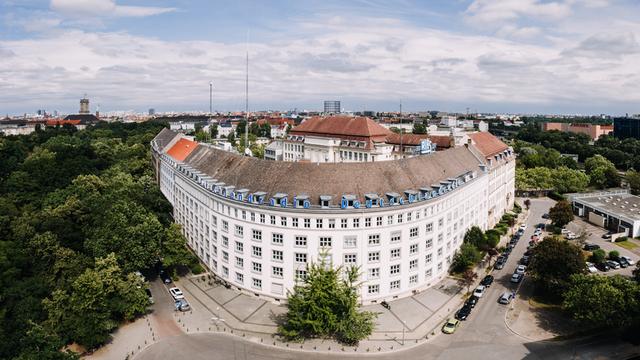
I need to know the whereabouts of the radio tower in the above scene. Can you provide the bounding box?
[244,32,250,156]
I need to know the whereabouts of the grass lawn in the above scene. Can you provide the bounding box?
[528,297,562,311]
[616,240,639,251]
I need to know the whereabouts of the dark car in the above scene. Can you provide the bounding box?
[465,296,479,308]
[602,233,612,239]
[583,243,600,251]
[618,257,630,268]
[524,249,533,256]
[455,305,472,321]
[481,275,494,287]
[595,262,610,272]
[503,247,512,255]
[510,237,518,245]
[542,213,550,219]
[537,223,546,229]
[520,256,530,265]
[159,270,172,284]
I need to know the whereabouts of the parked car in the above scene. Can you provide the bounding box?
[566,232,577,240]
[520,256,530,266]
[561,228,570,235]
[495,260,505,270]
[510,273,523,283]
[498,292,515,304]
[621,256,635,265]
[517,229,524,236]
[542,213,549,219]
[465,295,479,308]
[519,224,527,231]
[595,262,610,272]
[586,262,598,273]
[473,285,486,298]
[503,247,513,256]
[524,249,533,256]
[159,270,172,284]
[169,287,185,300]
[583,243,600,251]
[515,265,527,275]
[606,260,621,270]
[442,318,460,334]
[618,257,630,268]
[481,275,494,287]
[175,299,190,311]
[537,223,545,229]
[602,233,612,239]
[145,288,154,304]
[455,305,472,321]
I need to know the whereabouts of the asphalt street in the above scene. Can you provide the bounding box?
[136,198,640,360]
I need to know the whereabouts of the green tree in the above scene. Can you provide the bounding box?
[608,250,620,260]
[412,123,427,134]
[563,274,639,328]
[278,260,376,345]
[484,229,501,249]
[627,169,640,195]
[549,200,574,228]
[523,199,531,210]
[457,268,478,294]
[585,154,620,189]
[528,237,584,298]
[451,243,482,272]
[209,123,219,139]
[590,249,606,264]
[463,226,486,248]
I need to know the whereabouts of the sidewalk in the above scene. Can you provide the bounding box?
[172,273,467,353]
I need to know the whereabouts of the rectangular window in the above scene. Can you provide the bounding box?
[304,218,311,228]
[390,231,401,243]
[409,274,418,284]
[252,278,262,289]
[410,243,419,255]
[426,268,433,278]
[295,253,307,263]
[368,251,380,262]
[272,266,283,278]
[252,262,262,273]
[259,213,265,223]
[390,280,400,290]
[368,234,380,246]
[390,264,400,275]
[222,236,229,248]
[343,236,357,248]
[252,229,262,242]
[409,258,418,270]
[437,233,444,244]
[292,218,299,227]
[410,227,418,238]
[272,249,283,261]
[235,256,244,268]
[368,284,379,294]
[235,272,243,283]
[235,241,243,253]
[341,218,348,228]
[390,248,401,259]
[353,218,360,228]
[295,236,307,247]
[437,262,443,271]
[438,218,444,227]
[344,254,357,264]
[222,220,228,232]
[295,269,307,281]
[316,218,323,228]
[387,216,393,225]
[222,251,229,262]
[250,212,255,222]
[425,238,433,249]
[252,246,262,258]
[281,217,287,226]
[212,215,218,227]
[365,217,371,227]
[319,237,332,247]
[425,253,433,264]
[407,212,412,222]
[376,217,383,226]
[272,233,283,245]
[426,222,433,233]
[397,213,403,223]
[222,266,228,277]
[437,247,443,257]
[328,219,335,228]
[270,215,276,225]
[368,267,380,279]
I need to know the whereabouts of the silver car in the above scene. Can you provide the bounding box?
[499,292,514,304]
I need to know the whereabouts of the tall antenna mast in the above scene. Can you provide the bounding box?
[399,100,403,158]
[245,31,249,155]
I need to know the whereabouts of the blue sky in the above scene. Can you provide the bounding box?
[1,0,639,115]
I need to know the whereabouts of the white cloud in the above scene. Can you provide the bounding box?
[465,0,571,24]
[50,0,175,18]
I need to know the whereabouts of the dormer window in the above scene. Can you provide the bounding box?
[320,195,332,208]
[251,191,267,204]
[342,194,357,208]
[295,194,310,208]
[236,189,249,201]
[404,190,418,203]
[223,185,235,197]
[419,187,432,200]
[364,193,379,208]
[386,192,402,205]
[272,193,288,207]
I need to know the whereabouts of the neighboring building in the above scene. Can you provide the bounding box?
[79,96,90,114]
[170,121,197,132]
[385,133,436,157]
[264,141,283,161]
[62,114,101,126]
[568,190,640,238]
[149,108,156,116]
[323,100,341,114]
[614,117,640,139]
[0,119,37,135]
[283,116,395,163]
[151,128,515,304]
[270,124,288,139]
[541,122,613,140]
[217,123,236,138]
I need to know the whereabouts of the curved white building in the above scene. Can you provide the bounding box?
[152,128,515,304]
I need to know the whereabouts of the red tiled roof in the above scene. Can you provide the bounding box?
[291,116,392,138]
[468,132,508,157]
[427,135,454,149]
[166,138,198,162]
[46,119,81,126]
[385,133,430,146]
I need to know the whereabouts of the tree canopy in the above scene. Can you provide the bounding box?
[549,200,574,228]
[528,236,585,298]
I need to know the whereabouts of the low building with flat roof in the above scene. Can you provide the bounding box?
[568,190,640,238]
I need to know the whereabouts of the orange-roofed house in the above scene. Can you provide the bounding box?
[166,138,198,162]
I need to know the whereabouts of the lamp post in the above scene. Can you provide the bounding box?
[209,81,213,115]
[402,320,407,345]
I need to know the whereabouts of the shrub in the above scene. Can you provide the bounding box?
[451,243,483,272]
[608,250,620,260]
[190,262,205,275]
[590,249,606,264]
[548,191,566,201]
[615,236,629,243]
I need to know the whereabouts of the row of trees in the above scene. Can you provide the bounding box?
[0,122,196,358]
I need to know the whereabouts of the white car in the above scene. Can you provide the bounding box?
[621,256,635,266]
[519,224,527,231]
[561,228,570,235]
[586,262,598,273]
[515,265,527,275]
[473,285,486,298]
[169,287,185,300]
[566,232,577,240]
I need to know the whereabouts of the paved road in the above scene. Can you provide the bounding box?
[136,198,640,360]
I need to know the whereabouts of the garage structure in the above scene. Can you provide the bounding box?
[568,190,640,238]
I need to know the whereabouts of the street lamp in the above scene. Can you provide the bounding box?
[209,81,213,115]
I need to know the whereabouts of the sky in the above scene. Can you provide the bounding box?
[0,0,639,115]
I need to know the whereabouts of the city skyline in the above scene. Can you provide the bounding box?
[1,0,639,115]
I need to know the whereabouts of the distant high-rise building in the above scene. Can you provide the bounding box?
[614,117,640,139]
[79,96,90,114]
[149,108,156,116]
[323,100,340,114]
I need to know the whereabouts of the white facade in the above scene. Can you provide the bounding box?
[153,139,515,304]
[282,135,394,163]
[217,125,236,138]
